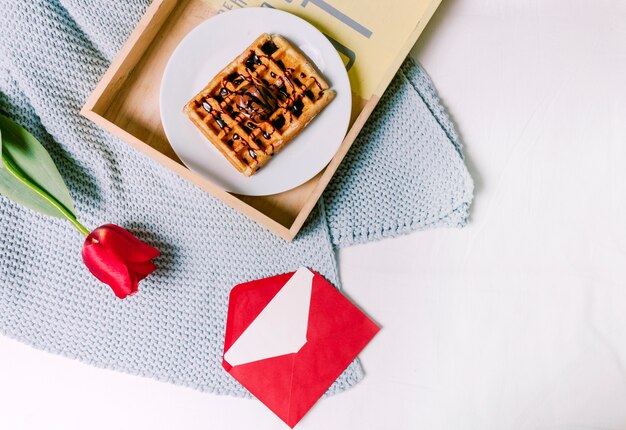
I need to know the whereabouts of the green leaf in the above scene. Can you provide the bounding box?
[0,114,76,219]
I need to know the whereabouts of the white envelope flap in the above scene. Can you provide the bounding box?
[224,267,314,367]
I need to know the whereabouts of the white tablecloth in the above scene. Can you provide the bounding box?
[1,1,625,428]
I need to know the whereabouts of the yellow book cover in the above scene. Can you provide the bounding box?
[212,0,441,100]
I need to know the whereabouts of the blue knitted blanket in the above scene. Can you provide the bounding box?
[0,0,473,396]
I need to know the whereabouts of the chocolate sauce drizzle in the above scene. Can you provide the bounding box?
[205,47,327,166]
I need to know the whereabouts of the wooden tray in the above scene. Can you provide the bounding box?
[82,0,441,241]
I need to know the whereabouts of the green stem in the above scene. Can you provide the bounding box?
[2,154,90,237]
[66,215,91,237]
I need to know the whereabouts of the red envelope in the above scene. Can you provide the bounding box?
[222,267,379,428]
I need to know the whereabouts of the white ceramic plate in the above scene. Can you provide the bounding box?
[160,7,351,196]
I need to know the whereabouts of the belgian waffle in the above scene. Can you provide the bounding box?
[183,33,335,177]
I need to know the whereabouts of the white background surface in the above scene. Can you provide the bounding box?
[2,1,626,429]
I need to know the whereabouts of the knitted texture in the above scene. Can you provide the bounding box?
[0,0,473,396]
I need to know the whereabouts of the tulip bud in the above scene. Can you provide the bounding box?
[82,224,159,299]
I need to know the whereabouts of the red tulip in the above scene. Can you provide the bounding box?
[82,224,160,299]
